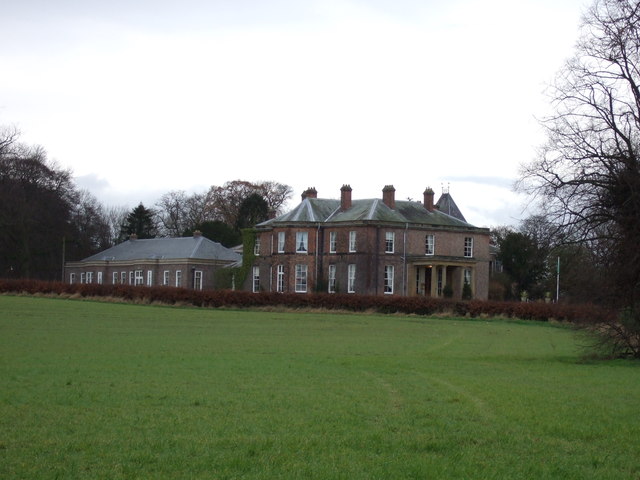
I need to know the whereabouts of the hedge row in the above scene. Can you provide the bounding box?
[0,279,615,324]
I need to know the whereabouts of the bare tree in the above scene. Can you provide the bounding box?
[204,180,292,228]
[104,205,129,245]
[0,125,20,156]
[254,180,293,216]
[155,190,190,237]
[68,189,112,258]
[519,0,640,305]
[518,0,640,356]
[184,190,213,228]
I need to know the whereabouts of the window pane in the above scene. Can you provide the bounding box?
[278,232,285,253]
[464,237,473,257]
[329,232,337,253]
[296,232,308,253]
[425,234,434,255]
[277,265,285,292]
[348,264,356,293]
[295,264,307,292]
[384,265,394,294]
[252,266,260,292]
[349,231,356,252]
[385,232,394,253]
[328,264,336,293]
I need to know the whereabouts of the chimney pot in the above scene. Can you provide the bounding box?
[129,233,138,241]
[340,184,352,210]
[301,187,318,200]
[193,230,202,237]
[382,185,396,209]
[423,187,435,211]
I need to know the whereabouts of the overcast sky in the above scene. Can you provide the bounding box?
[1,0,590,227]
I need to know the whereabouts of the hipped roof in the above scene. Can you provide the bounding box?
[259,196,479,229]
[80,236,241,263]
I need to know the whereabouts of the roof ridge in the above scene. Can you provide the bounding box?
[366,199,379,220]
[305,199,315,222]
[189,236,202,258]
[325,205,341,221]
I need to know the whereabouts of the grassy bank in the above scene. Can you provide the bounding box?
[0,296,638,479]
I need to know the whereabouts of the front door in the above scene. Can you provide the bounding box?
[415,266,432,296]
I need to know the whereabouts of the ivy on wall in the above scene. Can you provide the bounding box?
[214,228,256,290]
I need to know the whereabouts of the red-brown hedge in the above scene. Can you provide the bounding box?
[0,278,615,324]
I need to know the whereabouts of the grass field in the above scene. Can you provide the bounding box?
[1,295,639,479]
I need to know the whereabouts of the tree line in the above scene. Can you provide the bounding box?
[0,125,292,280]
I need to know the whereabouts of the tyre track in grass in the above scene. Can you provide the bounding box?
[414,372,497,423]
[363,371,404,413]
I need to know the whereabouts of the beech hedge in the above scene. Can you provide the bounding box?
[0,279,615,324]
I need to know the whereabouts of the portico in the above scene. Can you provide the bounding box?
[408,259,475,298]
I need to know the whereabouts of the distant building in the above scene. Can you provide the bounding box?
[65,231,241,290]
[247,185,491,299]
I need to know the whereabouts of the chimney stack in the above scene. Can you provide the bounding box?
[340,184,352,210]
[423,187,435,211]
[193,230,203,238]
[129,233,138,241]
[301,187,318,200]
[382,185,396,209]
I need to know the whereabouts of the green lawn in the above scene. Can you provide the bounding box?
[0,295,639,479]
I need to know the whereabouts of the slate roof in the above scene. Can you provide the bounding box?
[80,236,242,263]
[435,193,467,222]
[259,196,477,229]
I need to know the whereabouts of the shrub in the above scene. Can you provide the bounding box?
[0,279,618,326]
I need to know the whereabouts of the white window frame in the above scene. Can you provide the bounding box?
[384,265,394,294]
[194,270,203,290]
[86,272,94,284]
[134,270,144,286]
[252,266,260,293]
[329,232,337,253]
[464,237,474,258]
[97,272,103,284]
[295,264,308,293]
[163,270,170,286]
[129,271,134,285]
[69,273,76,284]
[147,270,153,286]
[80,272,86,284]
[328,264,336,293]
[464,268,472,286]
[296,232,308,253]
[121,272,126,284]
[254,237,261,256]
[277,232,285,253]
[349,231,357,253]
[176,270,182,287]
[112,272,118,284]
[425,234,435,256]
[347,264,356,293]
[385,232,395,253]
[276,265,285,292]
